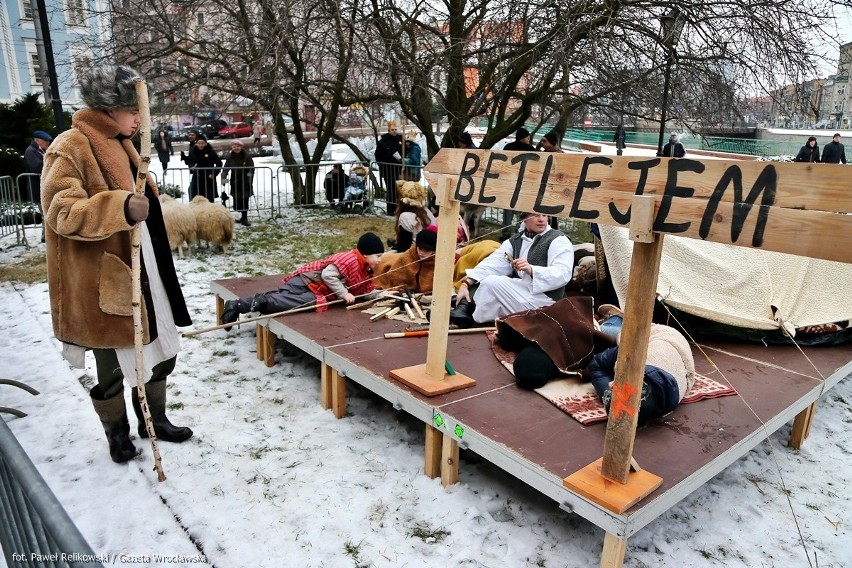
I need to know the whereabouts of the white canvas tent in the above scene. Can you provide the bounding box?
[600,224,852,334]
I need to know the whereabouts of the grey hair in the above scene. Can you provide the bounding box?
[79,65,143,110]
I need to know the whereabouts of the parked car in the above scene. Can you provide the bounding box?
[197,119,228,139]
[217,121,252,138]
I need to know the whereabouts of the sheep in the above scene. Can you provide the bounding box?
[189,195,235,254]
[158,194,197,259]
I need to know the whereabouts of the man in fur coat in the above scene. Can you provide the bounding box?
[373,227,437,293]
[41,65,194,464]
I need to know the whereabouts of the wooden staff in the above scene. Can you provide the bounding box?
[384,326,496,339]
[131,79,165,482]
[184,288,386,337]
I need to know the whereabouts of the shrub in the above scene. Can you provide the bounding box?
[160,183,184,199]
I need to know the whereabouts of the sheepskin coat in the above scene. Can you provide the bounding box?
[373,246,436,293]
[41,108,191,349]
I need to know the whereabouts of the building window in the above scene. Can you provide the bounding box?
[67,0,86,27]
[197,13,204,25]
[22,1,33,19]
[73,56,91,84]
[30,53,43,86]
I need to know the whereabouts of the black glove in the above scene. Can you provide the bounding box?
[220,192,229,205]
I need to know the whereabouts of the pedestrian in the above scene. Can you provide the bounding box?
[538,130,563,229]
[180,129,201,197]
[221,139,254,226]
[374,120,403,215]
[539,130,562,153]
[323,163,347,205]
[190,136,222,202]
[821,133,847,164]
[501,128,536,237]
[503,128,535,152]
[253,121,263,147]
[662,134,686,158]
[613,123,626,156]
[794,136,820,163]
[23,130,52,203]
[403,132,423,181]
[40,64,193,463]
[155,129,173,175]
[458,131,477,149]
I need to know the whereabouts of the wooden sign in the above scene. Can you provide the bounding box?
[424,150,852,264]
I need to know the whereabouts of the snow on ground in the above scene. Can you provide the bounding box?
[1,152,850,568]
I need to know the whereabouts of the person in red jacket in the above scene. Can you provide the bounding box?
[220,232,385,329]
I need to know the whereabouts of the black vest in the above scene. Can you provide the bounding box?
[509,229,567,301]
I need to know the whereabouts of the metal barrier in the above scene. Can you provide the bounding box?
[157,166,277,221]
[274,161,386,216]
[0,419,105,568]
[0,175,38,246]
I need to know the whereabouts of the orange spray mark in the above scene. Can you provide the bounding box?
[610,382,639,418]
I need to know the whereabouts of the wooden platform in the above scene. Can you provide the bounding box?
[210,276,852,564]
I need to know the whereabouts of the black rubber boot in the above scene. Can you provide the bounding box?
[221,298,251,331]
[90,386,140,463]
[132,379,193,443]
[449,298,476,329]
[239,210,250,226]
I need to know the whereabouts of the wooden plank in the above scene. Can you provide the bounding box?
[629,195,656,243]
[601,532,628,568]
[255,325,264,361]
[319,363,331,410]
[425,183,461,378]
[423,149,852,213]
[563,458,663,514]
[424,425,442,479]
[215,296,224,327]
[263,326,276,367]
[600,235,665,483]
[422,150,852,263]
[331,368,346,419]
[440,433,460,487]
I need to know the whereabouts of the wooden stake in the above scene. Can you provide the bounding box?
[131,79,165,482]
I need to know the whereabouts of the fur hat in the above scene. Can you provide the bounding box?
[398,181,427,208]
[406,130,418,141]
[387,120,398,129]
[415,228,437,251]
[32,130,52,142]
[515,127,530,140]
[543,130,560,145]
[79,65,144,110]
[357,232,384,256]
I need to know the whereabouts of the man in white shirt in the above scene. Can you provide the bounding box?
[452,212,574,326]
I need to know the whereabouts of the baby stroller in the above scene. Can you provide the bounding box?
[335,165,377,214]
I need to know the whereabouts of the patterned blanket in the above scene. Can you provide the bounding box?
[487,331,737,426]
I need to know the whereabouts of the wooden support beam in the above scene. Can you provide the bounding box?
[331,368,346,419]
[424,425,442,479]
[388,178,475,396]
[600,532,628,568]
[255,325,264,361]
[600,205,665,483]
[440,433,460,487]
[257,325,278,367]
[215,296,224,327]
[319,363,332,410]
[789,402,817,449]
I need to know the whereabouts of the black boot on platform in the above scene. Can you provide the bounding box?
[132,379,193,443]
[449,298,476,329]
[90,386,140,463]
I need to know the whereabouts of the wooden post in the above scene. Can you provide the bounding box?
[331,368,346,419]
[440,434,460,486]
[601,532,628,568]
[424,424,442,478]
[320,363,332,410]
[388,178,476,396]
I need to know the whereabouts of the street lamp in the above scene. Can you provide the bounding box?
[656,8,685,156]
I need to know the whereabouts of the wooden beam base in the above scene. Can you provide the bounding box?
[789,401,817,449]
[564,458,662,514]
[389,364,475,397]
